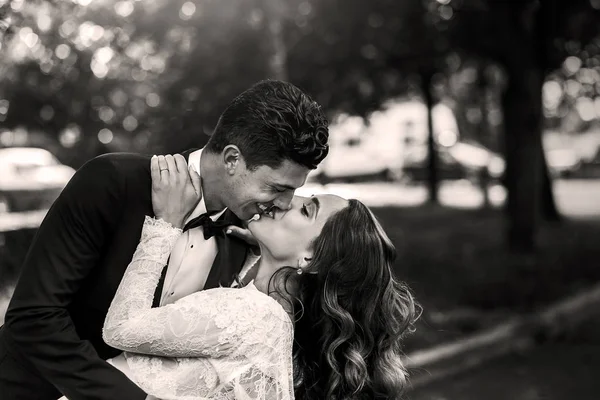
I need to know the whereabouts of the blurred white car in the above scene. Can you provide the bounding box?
[402,140,505,182]
[0,147,75,213]
[310,140,402,183]
[447,142,505,178]
[546,148,581,177]
[310,100,464,183]
[543,133,582,178]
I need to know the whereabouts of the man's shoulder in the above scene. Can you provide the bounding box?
[77,152,150,181]
[64,153,151,200]
[87,152,151,171]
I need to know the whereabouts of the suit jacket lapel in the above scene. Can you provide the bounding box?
[152,267,168,308]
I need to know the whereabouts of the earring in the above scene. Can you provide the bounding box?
[297,257,312,275]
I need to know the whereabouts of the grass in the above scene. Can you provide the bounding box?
[371,205,600,350]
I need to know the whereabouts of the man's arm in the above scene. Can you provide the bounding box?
[4,155,146,400]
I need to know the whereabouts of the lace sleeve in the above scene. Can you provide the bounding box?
[114,287,295,400]
[103,218,293,361]
[103,216,182,351]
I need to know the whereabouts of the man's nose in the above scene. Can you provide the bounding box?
[273,192,294,211]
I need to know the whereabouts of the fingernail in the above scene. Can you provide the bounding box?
[226,229,232,234]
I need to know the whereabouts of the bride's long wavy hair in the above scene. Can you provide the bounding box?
[268,199,419,399]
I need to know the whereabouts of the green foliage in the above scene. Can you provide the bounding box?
[445,0,600,72]
[0,0,278,165]
[286,0,448,117]
[0,0,598,166]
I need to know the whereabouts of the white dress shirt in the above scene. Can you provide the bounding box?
[159,149,258,305]
[159,149,226,305]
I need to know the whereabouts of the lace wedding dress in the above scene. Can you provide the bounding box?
[100,217,295,400]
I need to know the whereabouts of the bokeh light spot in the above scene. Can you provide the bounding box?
[98,128,114,144]
[180,2,196,20]
[564,56,582,75]
[55,44,71,60]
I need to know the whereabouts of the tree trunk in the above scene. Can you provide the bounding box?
[421,68,439,204]
[502,66,543,253]
[499,1,560,253]
[536,0,561,222]
[540,144,561,221]
[477,63,491,208]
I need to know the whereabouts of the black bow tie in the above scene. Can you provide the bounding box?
[183,211,232,239]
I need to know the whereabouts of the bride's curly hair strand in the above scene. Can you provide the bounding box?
[268,199,419,399]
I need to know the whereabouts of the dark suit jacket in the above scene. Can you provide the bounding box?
[0,151,248,400]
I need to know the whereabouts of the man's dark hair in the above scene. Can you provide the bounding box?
[205,80,329,170]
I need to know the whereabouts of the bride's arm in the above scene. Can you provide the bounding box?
[103,216,182,351]
[103,217,290,358]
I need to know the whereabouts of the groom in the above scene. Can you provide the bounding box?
[0,80,329,400]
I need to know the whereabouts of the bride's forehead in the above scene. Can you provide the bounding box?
[315,193,345,201]
[314,194,348,211]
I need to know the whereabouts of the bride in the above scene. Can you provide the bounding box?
[99,157,418,399]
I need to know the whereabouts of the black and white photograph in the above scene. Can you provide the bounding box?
[1,0,600,399]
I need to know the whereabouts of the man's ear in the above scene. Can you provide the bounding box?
[222,145,242,175]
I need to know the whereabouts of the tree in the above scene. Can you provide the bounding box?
[286,0,451,202]
[445,0,600,252]
[0,0,278,165]
[285,0,599,251]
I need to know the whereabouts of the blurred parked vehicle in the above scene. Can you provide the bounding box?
[577,147,600,178]
[309,137,403,183]
[310,100,460,183]
[308,101,592,185]
[0,147,75,213]
[402,141,505,182]
[546,147,581,177]
[543,133,582,178]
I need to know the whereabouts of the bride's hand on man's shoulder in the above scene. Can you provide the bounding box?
[150,154,201,229]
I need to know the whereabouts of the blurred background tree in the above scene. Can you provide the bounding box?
[286,0,600,252]
[444,0,600,251]
[1,0,599,252]
[286,0,450,203]
[0,0,279,166]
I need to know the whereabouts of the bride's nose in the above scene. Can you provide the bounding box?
[290,196,308,209]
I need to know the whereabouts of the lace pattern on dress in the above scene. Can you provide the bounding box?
[103,216,295,400]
